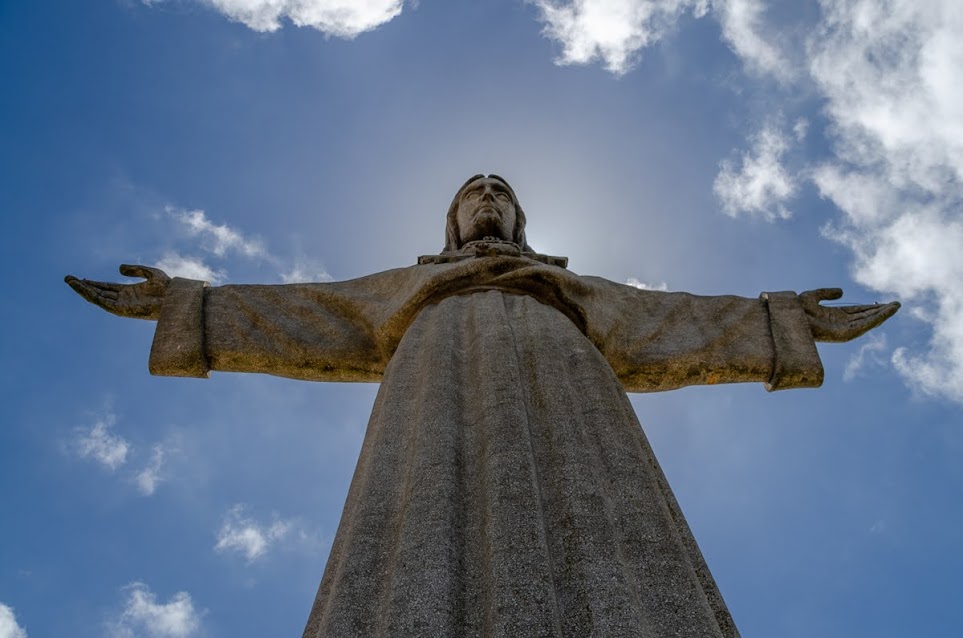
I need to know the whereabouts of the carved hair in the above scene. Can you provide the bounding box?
[444,174,532,252]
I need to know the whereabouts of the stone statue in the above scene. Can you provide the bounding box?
[66,175,899,638]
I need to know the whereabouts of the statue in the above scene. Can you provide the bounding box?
[66,175,899,638]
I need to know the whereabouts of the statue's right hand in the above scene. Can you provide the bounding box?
[65,264,171,320]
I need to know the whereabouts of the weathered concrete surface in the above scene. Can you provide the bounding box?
[304,291,739,637]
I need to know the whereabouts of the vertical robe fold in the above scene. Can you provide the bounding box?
[146,256,824,637]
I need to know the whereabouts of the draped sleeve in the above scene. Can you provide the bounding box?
[575,276,824,393]
[147,268,423,383]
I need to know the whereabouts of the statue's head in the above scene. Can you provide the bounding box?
[444,174,532,252]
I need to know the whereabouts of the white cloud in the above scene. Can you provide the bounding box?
[108,583,201,638]
[843,332,888,382]
[193,0,404,36]
[279,261,334,284]
[532,0,707,75]
[0,603,27,638]
[807,0,963,402]
[531,0,787,77]
[712,0,792,79]
[154,252,226,284]
[626,277,669,291]
[169,207,266,258]
[703,0,963,401]
[135,445,169,496]
[71,407,180,495]
[214,505,292,562]
[74,412,129,472]
[713,121,797,221]
[163,207,337,285]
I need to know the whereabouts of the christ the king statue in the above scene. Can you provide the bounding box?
[67,175,898,637]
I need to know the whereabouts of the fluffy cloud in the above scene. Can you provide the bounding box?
[713,121,797,221]
[108,583,201,638]
[74,411,129,472]
[0,603,27,638]
[531,0,787,77]
[214,505,292,562]
[707,0,963,401]
[807,0,963,401]
[153,252,226,284]
[186,0,404,36]
[532,0,708,75]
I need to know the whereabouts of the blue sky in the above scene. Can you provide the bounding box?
[2,0,962,636]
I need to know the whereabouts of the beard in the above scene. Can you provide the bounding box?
[462,210,511,243]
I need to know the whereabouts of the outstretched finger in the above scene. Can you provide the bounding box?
[69,276,121,298]
[844,301,901,336]
[66,277,117,310]
[839,301,899,316]
[869,301,900,322]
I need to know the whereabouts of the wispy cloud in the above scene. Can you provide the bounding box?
[0,603,28,638]
[156,0,404,37]
[151,206,267,284]
[626,277,669,291]
[134,445,170,496]
[712,0,792,80]
[713,121,797,221]
[71,406,177,496]
[160,206,333,285]
[214,505,292,562]
[843,332,888,382]
[279,260,334,284]
[73,411,129,472]
[532,0,707,75]
[108,583,202,638]
[169,207,266,259]
[153,252,226,284]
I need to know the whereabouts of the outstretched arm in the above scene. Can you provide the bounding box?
[582,278,899,393]
[65,263,411,383]
[65,265,171,320]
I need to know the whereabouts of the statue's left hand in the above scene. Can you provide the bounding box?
[65,264,171,320]
[800,288,900,342]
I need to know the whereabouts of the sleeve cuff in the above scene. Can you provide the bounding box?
[149,277,209,378]
[760,291,823,391]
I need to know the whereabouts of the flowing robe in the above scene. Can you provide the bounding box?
[148,253,823,638]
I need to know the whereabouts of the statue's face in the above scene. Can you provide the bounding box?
[455,177,518,245]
